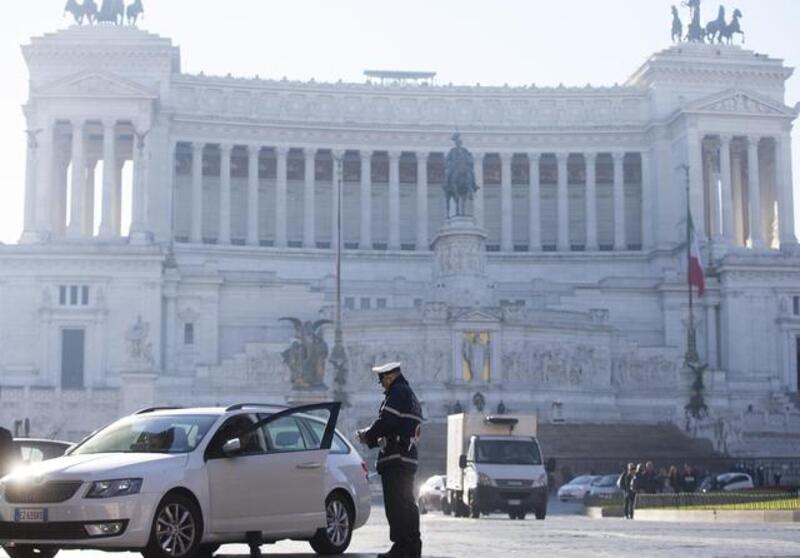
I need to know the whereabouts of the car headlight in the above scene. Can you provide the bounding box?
[533,473,548,488]
[86,479,143,499]
[478,473,494,487]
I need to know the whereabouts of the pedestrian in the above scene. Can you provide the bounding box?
[629,463,646,519]
[680,464,697,493]
[0,426,13,478]
[617,463,635,519]
[643,461,661,494]
[774,471,782,487]
[358,362,424,558]
[667,465,679,493]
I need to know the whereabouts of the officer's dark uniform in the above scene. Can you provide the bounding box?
[0,427,14,478]
[361,363,423,558]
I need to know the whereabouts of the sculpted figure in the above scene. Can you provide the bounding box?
[97,0,124,24]
[681,0,705,43]
[705,5,726,43]
[127,0,144,26]
[280,317,332,388]
[671,5,683,43]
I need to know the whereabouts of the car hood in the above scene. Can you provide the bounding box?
[2,453,189,483]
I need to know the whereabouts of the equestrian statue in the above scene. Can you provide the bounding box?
[444,133,479,218]
[64,0,144,26]
[671,1,745,45]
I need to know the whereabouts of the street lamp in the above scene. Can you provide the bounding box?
[329,153,349,406]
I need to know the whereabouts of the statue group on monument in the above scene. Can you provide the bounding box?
[672,1,744,44]
[279,317,332,389]
[444,133,479,218]
[65,0,144,26]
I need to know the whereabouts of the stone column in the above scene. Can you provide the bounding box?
[303,148,316,248]
[585,152,598,251]
[112,159,123,236]
[500,152,513,252]
[190,142,204,243]
[129,125,149,242]
[388,151,401,250]
[640,150,653,251]
[528,153,541,252]
[687,129,705,240]
[247,145,260,246]
[612,151,626,251]
[21,127,40,243]
[164,276,178,373]
[83,159,97,236]
[705,301,718,369]
[731,141,746,245]
[416,151,429,250]
[99,120,117,238]
[360,150,372,249]
[332,150,344,250]
[776,132,798,247]
[716,135,734,245]
[67,119,86,239]
[218,143,232,245]
[34,121,54,238]
[556,152,569,251]
[747,136,765,249]
[275,146,289,248]
[473,152,485,227]
[51,149,69,239]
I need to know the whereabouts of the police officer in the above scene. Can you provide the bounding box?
[358,362,423,558]
[0,426,13,478]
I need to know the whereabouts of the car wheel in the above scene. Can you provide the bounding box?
[3,547,59,558]
[143,493,203,558]
[468,492,480,519]
[441,498,452,516]
[507,511,517,520]
[310,492,353,556]
[418,497,428,515]
[535,506,547,520]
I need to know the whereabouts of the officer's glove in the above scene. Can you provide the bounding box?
[356,428,369,446]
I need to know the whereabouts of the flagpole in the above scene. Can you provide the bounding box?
[330,154,349,406]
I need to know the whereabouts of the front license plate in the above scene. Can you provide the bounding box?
[14,508,48,523]
[507,499,522,506]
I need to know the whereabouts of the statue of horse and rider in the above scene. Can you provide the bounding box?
[65,0,144,26]
[672,1,744,45]
[444,133,479,218]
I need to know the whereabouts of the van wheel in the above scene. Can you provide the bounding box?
[3,547,59,558]
[309,492,353,555]
[442,499,452,516]
[468,492,481,519]
[535,506,547,520]
[143,493,203,558]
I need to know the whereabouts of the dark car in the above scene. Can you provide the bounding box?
[418,474,446,514]
[11,438,72,466]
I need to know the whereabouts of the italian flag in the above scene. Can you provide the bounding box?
[688,213,705,297]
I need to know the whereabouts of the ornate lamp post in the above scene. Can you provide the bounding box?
[329,154,349,406]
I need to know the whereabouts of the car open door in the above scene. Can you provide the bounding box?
[251,402,341,536]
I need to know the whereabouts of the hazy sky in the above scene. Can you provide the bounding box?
[1,0,799,244]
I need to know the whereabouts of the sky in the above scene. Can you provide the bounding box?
[1,0,799,244]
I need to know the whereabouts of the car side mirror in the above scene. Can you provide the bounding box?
[222,438,242,457]
[459,454,467,470]
[545,458,556,473]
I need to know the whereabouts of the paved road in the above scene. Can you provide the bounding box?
[3,501,800,558]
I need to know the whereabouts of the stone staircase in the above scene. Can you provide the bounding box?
[414,421,729,482]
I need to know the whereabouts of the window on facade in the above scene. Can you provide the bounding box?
[59,286,67,305]
[624,153,643,184]
[184,323,195,345]
[59,285,89,306]
[259,153,275,179]
[231,147,248,178]
[483,154,501,185]
[344,297,355,310]
[287,150,305,180]
[315,153,333,181]
[539,155,557,184]
[414,298,423,308]
[175,145,192,175]
[61,329,85,390]
[399,154,417,184]
[428,154,445,184]
[81,286,89,306]
[360,297,371,310]
[793,296,799,316]
[796,337,800,393]
[343,152,360,182]
[512,155,529,185]
[202,147,220,177]
[70,286,78,305]
[377,298,387,309]
[371,153,389,183]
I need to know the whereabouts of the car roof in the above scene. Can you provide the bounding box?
[12,438,72,446]
[135,405,287,417]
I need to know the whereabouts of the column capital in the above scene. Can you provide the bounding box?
[247,144,261,156]
[719,133,734,144]
[70,117,87,127]
[302,147,317,158]
[417,151,430,161]
[102,118,117,130]
[388,150,402,162]
[331,149,345,160]
[192,141,205,152]
[528,152,541,162]
[219,143,234,155]
[555,151,569,163]
[499,152,514,163]
[747,135,763,146]
[275,146,290,157]
[472,151,485,161]
[359,150,373,160]
[612,151,626,162]
[584,151,597,162]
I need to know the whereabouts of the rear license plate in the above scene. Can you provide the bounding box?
[507,499,522,506]
[14,508,48,523]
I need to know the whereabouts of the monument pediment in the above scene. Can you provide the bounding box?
[34,71,157,100]
[685,89,795,117]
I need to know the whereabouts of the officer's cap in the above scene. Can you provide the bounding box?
[372,361,402,377]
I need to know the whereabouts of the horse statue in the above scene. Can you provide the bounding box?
[444,133,479,218]
[64,0,97,24]
[127,0,144,26]
[681,0,705,43]
[671,5,683,43]
[705,5,726,43]
[720,9,744,44]
[96,0,124,24]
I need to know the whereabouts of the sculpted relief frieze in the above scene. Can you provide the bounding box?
[611,350,679,390]
[168,80,648,129]
[501,342,611,388]
[347,342,450,387]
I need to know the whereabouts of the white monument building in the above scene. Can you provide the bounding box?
[2,19,800,455]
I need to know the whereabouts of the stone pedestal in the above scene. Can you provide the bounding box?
[431,216,491,308]
[286,387,331,407]
[119,367,158,415]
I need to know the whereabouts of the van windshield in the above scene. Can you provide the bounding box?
[474,439,542,465]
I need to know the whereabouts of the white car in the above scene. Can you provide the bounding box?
[699,472,755,493]
[557,475,601,502]
[0,402,370,558]
[587,474,623,499]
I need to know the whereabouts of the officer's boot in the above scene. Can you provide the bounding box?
[246,531,262,558]
[377,544,407,558]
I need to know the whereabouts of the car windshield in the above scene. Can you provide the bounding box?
[474,440,542,465]
[72,414,218,455]
[595,475,618,487]
[569,475,593,485]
